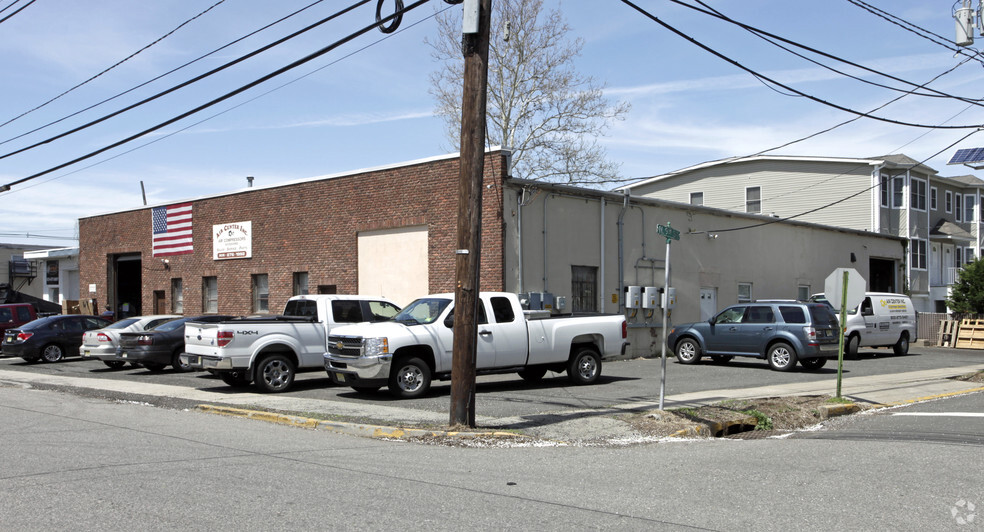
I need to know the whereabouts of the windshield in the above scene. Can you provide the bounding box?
[151,317,192,332]
[392,298,452,325]
[104,318,140,329]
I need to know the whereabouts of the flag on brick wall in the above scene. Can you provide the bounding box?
[152,203,193,257]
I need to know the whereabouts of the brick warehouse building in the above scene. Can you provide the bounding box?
[78,151,509,317]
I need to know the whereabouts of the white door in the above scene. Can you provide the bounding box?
[931,244,942,286]
[699,288,717,321]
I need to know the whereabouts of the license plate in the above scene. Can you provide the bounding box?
[335,372,346,383]
[120,351,127,358]
[83,349,90,356]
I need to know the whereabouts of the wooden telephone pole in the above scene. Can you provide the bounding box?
[450,0,491,428]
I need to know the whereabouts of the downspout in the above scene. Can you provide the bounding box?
[599,198,605,312]
[543,194,550,293]
[617,191,629,313]
[517,188,524,294]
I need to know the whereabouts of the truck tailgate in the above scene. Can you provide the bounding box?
[184,322,221,356]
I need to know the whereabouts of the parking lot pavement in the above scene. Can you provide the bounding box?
[1,345,983,442]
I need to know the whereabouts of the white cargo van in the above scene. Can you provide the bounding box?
[810,292,916,356]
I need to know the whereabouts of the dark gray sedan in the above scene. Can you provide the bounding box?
[115,315,235,372]
[3,315,113,363]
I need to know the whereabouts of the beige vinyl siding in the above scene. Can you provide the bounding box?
[634,160,874,230]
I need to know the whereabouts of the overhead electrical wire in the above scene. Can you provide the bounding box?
[618,0,984,130]
[0,0,376,162]
[0,0,329,148]
[2,3,451,198]
[0,0,35,25]
[674,0,984,106]
[0,0,432,192]
[849,0,983,60]
[0,0,228,130]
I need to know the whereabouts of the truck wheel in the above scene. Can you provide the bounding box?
[219,371,251,388]
[40,344,64,363]
[674,338,701,364]
[799,357,827,370]
[893,334,909,355]
[767,342,797,372]
[846,334,860,359]
[518,367,548,382]
[255,354,296,393]
[388,357,431,398]
[567,347,602,385]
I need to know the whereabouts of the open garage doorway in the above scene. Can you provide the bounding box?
[110,254,142,318]
[869,258,896,293]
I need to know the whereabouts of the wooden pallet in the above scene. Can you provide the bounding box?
[954,319,984,349]
[939,320,959,347]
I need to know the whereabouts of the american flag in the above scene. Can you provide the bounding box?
[152,203,193,257]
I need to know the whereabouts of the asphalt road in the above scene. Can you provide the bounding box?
[1,344,982,421]
[1,383,981,531]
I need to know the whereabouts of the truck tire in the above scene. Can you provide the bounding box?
[388,356,431,399]
[893,333,909,355]
[846,334,860,359]
[219,371,251,388]
[767,342,797,372]
[254,354,296,393]
[567,347,602,385]
[518,367,548,382]
[674,338,701,365]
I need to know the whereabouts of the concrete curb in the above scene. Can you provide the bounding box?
[669,415,760,439]
[867,385,984,409]
[817,402,861,419]
[195,404,534,441]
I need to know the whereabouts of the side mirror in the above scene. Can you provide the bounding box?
[444,315,454,328]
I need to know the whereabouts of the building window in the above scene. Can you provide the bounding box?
[892,176,904,208]
[293,272,309,295]
[689,192,703,206]
[317,284,337,294]
[745,187,761,214]
[956,194,963,222]
[910,178,926,211]
[966,195,976,222]
[797,285,810,301]
[956,247,963,267]
[171,278,183,314]
[202,277,218,313]
[946,190,953,213]
[738,282,752,303]
[880,173,889,208]
[571,265,597,312]
[252,274,269,313]
[967,248,977,264]
[930,187,938,211]
[911,239,927,270]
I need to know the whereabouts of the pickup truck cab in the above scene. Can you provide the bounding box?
[324,292,628,398]
[182,295,400,393]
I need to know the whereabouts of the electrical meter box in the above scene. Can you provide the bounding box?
[625,286,641,309]
[642,287,659,309]
[527,292,555,311]
[555,296,566,311]
[662,287,677,309]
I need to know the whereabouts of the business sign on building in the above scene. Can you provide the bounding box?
[46,260,59,285]
[213,221,252,260]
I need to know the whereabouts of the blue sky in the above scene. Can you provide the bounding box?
[1,0,982,247]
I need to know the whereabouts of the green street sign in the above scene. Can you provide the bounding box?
[657,224,680,241]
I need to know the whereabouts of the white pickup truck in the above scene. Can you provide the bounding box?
[182,294,400,393]
[324,292,628,398]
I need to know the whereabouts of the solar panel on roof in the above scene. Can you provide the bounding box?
[948,147,984,165]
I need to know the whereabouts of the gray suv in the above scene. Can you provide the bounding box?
[665,301,840,371]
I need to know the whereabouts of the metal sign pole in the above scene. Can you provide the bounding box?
[658,232,671,410]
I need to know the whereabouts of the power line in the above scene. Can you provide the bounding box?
[0,0,329,148]
[0,0,35,25]
[0,0,432,192]
[0,0,374,162]
[0,0,227,130]
[618,0,984,130]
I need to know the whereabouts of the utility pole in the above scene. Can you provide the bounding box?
[450,0,491,428]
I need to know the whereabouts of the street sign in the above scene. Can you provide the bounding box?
[657,224,680,241]
[824,268,865,311]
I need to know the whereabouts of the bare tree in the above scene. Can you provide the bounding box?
[427,0,629,185]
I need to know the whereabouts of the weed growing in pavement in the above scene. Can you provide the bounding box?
[740,409,774,431]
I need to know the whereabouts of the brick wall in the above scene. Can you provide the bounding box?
[78,151,508,316]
